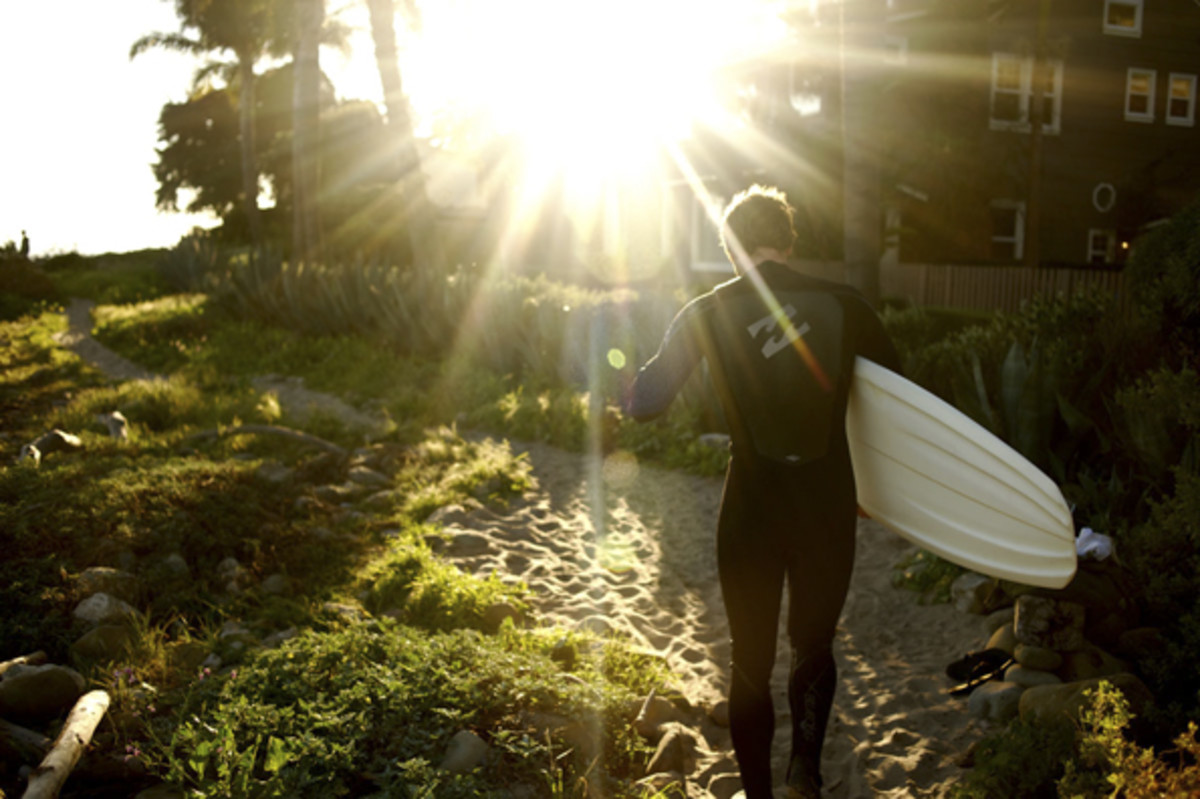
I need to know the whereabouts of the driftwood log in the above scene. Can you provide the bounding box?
[185,424,347,457]
[21,689,110,799]
[0,651,47,678]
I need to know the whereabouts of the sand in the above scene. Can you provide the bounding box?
[442,439,989,798]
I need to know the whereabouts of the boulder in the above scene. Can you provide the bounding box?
[1013,644,1063,672]
[986,623,1018,655]
[1019,673,1153,726]
[1014,595,1086,652]
[73,592,136,626]
[73,624,136,660]
[76,567,138,601]
[983,606,1016,636]
[1057,643,1129,683]
[482,602,523,634]
[347,465,390,488]
[261,574,291,596]
[634,694,682,739]
[439,729,488,774]
[967,681,1024,723]
[0,664,86,725]
[952,573,993,615]
[1004,665,1063,689]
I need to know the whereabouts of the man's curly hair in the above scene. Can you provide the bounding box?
[720,185,797,269]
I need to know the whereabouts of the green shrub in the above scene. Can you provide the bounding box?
[1125,194,1200,361]
[951,715,1077,799]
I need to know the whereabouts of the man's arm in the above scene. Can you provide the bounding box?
[625,301,705,421]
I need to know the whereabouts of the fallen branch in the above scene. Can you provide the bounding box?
[21,689,110,799]
[0,718,50,766]
[184,424,348,457]
[0,651,47,678]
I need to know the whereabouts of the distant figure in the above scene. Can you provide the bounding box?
[19,230,29,260]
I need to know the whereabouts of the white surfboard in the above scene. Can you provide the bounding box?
[846,357,1077,589]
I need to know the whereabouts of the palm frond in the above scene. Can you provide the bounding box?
[130,31,205,60]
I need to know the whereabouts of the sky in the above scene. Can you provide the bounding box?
[0,1,379,257]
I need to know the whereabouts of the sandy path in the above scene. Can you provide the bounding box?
[443,440,987,798]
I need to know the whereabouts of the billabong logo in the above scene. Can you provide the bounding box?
[746,303,810,359]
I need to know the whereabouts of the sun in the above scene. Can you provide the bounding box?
[397,0,790,178]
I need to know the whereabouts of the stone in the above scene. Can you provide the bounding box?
[426,501,484,527]
[707,772,744,799]
[482,602,523,634]
[698,433,731,450]
[1014,644,1063,671]
[73,624,136,660]
[448,532,491,557]
[1004,665,1063,689]
[347,465,390,488]
[966,681,1024,723]
[262,627,299,648]
[1014,595,1086,652]
[646,724,695,775]
[952,572,993,615]
[986,623,1018,655]
[983,606,1016,636]
[161,553,190,578]
[708,699,730,728]
[261,574,291,595]
[1057,643,1128,683]
[0,664,86,725]
[362,489,405,511]
[255,462,294,484]
[166,641,210,675]
[634,694,681,738]
[216,558,244,584]
[323,602,368,623]
[439,729,488,773]
[76,567,138,601]
[1019,673,1153,726]
[73,592,136,626]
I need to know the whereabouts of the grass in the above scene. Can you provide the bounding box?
[0,295,686,797]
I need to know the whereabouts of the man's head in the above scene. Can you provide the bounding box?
[720,185,796,273]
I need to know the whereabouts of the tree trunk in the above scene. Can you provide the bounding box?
[293,0,324,264]
[237,54,264,249]
[840,0,885,306]
[367,0,438,269]
[0,651,46,678]
[21,690,109,799]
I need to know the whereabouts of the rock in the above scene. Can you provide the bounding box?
[261,574,291,596]
[448,532,491,557]
[966,681,1024,723]
[1014,595,1086,652]
[707,772,744,799]
[550,640,577,670]
[986,623,1018,655]
[97,410,129,440]
[73,624,136,660]
[166,641,210,675]
[33,429,84,456]
[1004,665,1063,689]
[634,694,681,739]
[1057,643,1129,683]
[1014,644,1063,671]
[1019,673,1153,726]
[482,602,523,634]
[362,489,405,511]
[216,558,244,585]
[161,553,190,578]
[427,501,485,527]
[262,627,299,648]
[983,606,1016,636]
[708,699,730,728]
[347,465,390,488]
[74,592,137,626]
[952,572,993,615]
[76,567,138,601]
[439,730,488,773]
[0,664,86,725]
[575,615,614,637]
[314,483,366,503]
[646,725,695,775]
[698,433,731,450]
[323,602,368,623]
[255,462,294,484]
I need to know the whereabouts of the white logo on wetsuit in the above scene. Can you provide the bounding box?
[745,303,810,359]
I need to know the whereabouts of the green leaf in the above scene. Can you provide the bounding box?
[264,736,290,774]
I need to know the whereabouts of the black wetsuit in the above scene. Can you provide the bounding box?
[627,262,900,798]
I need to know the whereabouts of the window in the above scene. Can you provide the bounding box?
[663,182,730,274]
[990,200,1025,261]
[990,54,1063,133]
[1088,229,1116,265]
[1103,0,1143,37]
[790,63,823,117]
[1125,68,1156,122]
[1167,73,1197,126]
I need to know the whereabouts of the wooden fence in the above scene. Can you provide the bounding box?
[789,260,1129,314]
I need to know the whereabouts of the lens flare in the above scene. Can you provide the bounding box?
[607,348,627,370]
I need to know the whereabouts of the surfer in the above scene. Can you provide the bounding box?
[625,185,901,798]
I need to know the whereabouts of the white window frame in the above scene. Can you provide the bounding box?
[990,53,1064,134]
[661,181,731,274]
[1103,0,1143,37]
[1125,67,1157,123]
[990,200,1026,262]
[1166,73,1198,127]
[789,62,823,117]
[1087,229,1117,265]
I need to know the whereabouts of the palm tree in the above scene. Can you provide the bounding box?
[132,0,278,248]
[365,0,438,269]
[293,0,324,263]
